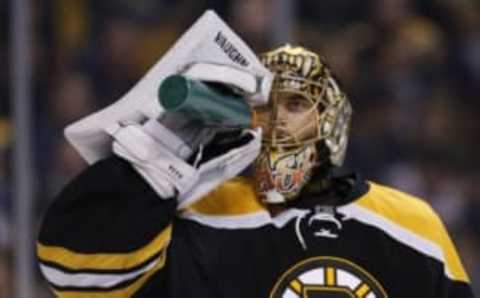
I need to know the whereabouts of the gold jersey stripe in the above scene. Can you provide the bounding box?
[37,225,172,271]
[52,249,167,298]
[188,177,265,215]
[357,182,469,282]
[289,279,302,294]
[325,267,335,286]
[355,283,370,297]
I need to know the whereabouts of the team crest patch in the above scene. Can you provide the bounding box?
[270,257,387,298]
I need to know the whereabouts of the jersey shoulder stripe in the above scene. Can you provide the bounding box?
[180,177,272,228]
[341,182,469,283]
[188,177,265,215]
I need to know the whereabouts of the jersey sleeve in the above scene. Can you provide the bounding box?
[37,156,177,297]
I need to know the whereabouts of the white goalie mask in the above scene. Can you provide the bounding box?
[252,45,353,204]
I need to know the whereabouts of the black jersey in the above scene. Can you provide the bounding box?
[37,156,474,298]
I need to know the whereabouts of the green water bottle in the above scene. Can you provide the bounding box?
[158,75,253,128]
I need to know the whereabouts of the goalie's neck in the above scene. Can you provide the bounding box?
[263,170,369,217]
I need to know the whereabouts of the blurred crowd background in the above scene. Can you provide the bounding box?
[1,0,480,296]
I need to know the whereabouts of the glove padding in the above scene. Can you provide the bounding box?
[105,118,261,209]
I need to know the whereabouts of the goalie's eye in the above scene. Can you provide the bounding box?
[284,98,310,113]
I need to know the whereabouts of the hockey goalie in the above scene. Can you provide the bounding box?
[37,11,474,298]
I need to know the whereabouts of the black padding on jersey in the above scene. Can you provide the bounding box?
[291,170,369,209]
[38,156,177,253]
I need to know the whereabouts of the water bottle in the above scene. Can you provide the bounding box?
[158,75,253,128]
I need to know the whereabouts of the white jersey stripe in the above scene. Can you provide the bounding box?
[180,210,272,229]
[338,204,452,279]
[39,254,159,288]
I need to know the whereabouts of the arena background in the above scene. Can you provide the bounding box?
[1,0,480,297]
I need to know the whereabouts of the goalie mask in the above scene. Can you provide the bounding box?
[252,45,352,204]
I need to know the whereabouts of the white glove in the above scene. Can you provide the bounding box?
[105,118,261,208]
[105,119,199,198]
[182,63,269,106]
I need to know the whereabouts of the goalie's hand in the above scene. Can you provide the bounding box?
[105,115,261,207]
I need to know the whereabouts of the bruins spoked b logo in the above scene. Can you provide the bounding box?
[270,257,387,298]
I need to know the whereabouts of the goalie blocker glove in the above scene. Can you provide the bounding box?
[105,117,261,208]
